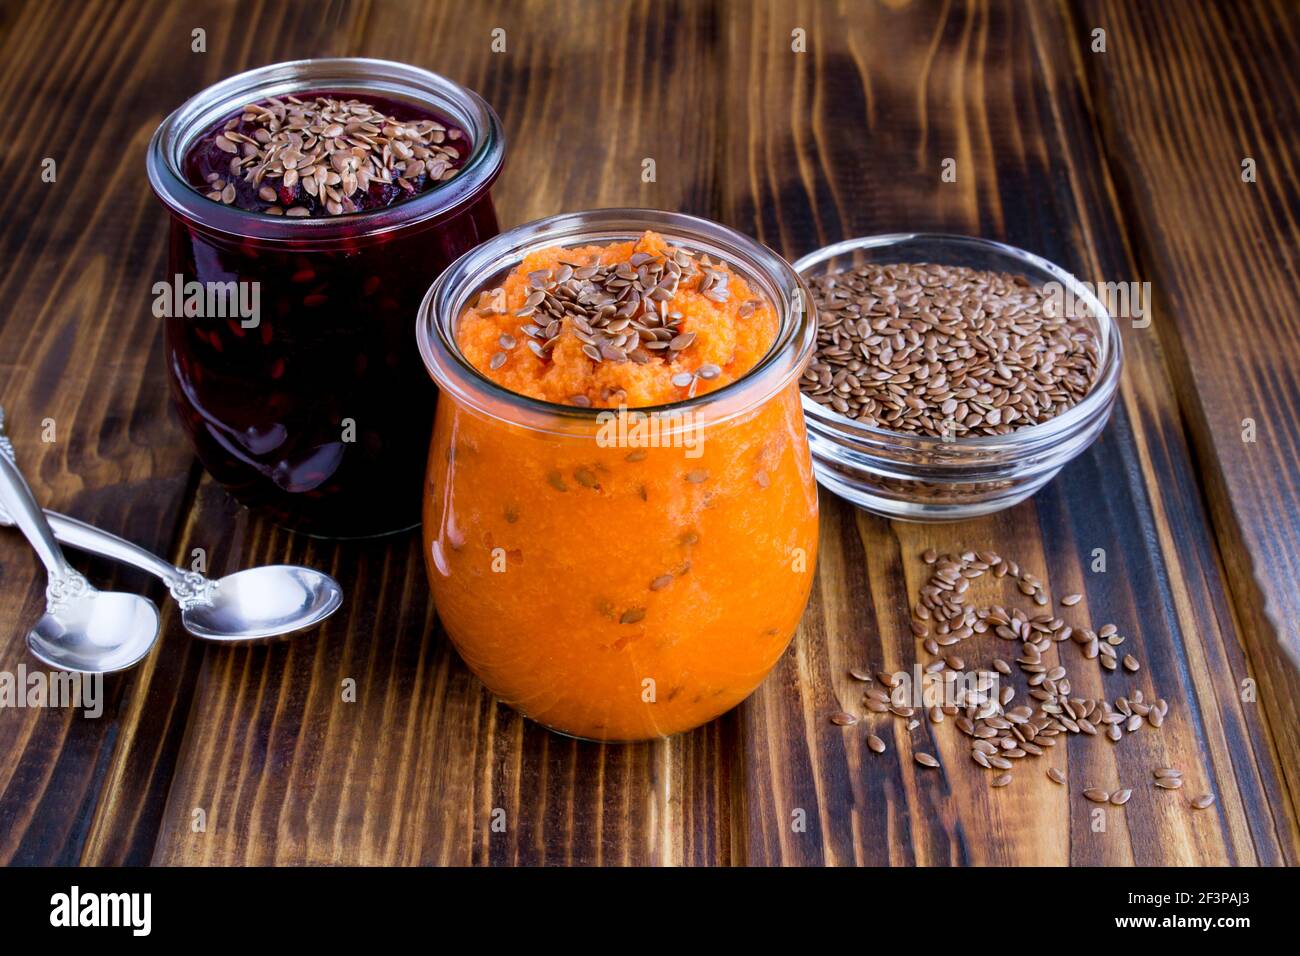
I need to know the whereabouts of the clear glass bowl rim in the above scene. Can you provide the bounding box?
[416,208,818,437]
[792,232,1124,457]
[146,57,505,243]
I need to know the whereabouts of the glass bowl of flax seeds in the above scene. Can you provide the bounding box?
[793,234,1122,521]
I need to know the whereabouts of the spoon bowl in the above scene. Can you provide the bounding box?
[182,565,343,641]
[27,590,161,673]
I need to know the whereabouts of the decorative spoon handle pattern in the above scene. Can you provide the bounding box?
[0,407,217,611]
[0,406,94,613]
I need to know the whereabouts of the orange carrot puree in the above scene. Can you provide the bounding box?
[424,232,818,740]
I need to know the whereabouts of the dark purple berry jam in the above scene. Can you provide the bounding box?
[164,90,498,537]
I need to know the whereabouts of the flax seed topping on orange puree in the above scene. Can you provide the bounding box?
[455,231,777,407]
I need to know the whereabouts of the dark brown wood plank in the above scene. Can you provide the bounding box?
[0,0,358,864]
[720,0,1296,865]
[134,0,730,866]
[0,0,200,865]
[1076,0,1300,830]
[3,0,1294,869]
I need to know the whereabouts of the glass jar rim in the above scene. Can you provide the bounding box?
[417,208,817,436]
[793,232,1125,456]
[146,57,504,243]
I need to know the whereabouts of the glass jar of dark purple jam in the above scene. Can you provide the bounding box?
[147,59,503,537]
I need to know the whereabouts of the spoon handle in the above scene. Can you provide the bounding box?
[0,500,218,609]
[0,408,76,582]
[16,507,176,576]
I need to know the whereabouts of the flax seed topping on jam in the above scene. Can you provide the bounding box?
[183,92,468,217]
[456,231,778,407]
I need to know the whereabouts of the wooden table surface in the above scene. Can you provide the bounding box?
[1,0,1296,866]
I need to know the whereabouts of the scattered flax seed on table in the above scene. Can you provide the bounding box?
[828,547,1207,808]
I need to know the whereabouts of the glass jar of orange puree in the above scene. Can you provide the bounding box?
[416,210,819,741]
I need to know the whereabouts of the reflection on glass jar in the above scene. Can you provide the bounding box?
[418,210,820,741]
[148,59,504,537]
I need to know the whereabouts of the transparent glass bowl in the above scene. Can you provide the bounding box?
[793,234,1123,521]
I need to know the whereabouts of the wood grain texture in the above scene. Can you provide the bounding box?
[0,0,1294,867]
[1077,0,1300,835]
[719,0,1295,865]
[0,0,354,865]
[93,0,730,866]
[0,0,215,864]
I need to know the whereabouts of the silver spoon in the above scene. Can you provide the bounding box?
[0,506,344,642]
[0,409,160,672]
[0,417,342,644]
